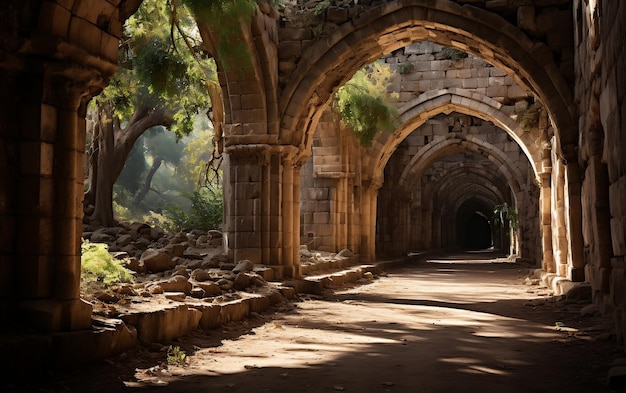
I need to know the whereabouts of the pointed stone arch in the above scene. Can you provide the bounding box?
[364,88,541,186]
[279,0,575,162]
[397,134,526,197]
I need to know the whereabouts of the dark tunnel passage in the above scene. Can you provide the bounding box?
[458,212,492,250]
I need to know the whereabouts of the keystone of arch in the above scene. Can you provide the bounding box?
[279,0,575,157]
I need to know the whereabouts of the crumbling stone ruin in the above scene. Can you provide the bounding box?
[0,0,624,371]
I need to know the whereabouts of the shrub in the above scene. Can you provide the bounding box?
[163,187,223,232]
[81,241,134,286]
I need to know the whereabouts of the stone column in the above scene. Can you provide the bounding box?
[540,171,555,273]
[564,158,586,281]
[292,161,303,277]
[1,63,102,331]
[361,180,381,262]
[551,152,569,277]
[224,144,302,279]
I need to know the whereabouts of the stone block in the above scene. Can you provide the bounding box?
[461,78,478,89]
[486,85,508,97]
[508,85,528,99]
[457,69,472,79]
[278,40,302,59]
[68,16,102,54]
[326,6,348,23]
[313,212,330,224]
[609,176,626,218]
[432,124,448,135]
[489,67,508,77]
[611,217,625,256]
[39,1,72,38]
[517,6,536,33]
[421,70,446,80]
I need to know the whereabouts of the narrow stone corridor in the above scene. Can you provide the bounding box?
[13,251,619,393]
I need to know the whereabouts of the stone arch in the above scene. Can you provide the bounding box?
[364,88,540,186]
[397,134,526,198]
[436,179,504,249]
[280,0,575,162]
[425,165,510,209]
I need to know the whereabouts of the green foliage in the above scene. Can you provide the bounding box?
[178,123,215,187]
[163,187,223,232]
[435,47,469,60]
[519,103,540,130]
[81,241,134,286]
[167,346,187,365]
[493,203,518,232]
[93,0,216,138]
[334,62,398,147]
[182,0,258,70]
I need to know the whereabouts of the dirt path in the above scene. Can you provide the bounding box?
[9,252,623,392]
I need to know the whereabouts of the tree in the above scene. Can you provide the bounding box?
[85,0,217,226]
[132,127,185,206]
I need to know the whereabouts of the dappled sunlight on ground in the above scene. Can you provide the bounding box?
[21,251,618,393]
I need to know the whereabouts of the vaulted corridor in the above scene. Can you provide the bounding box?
[1,0,625,381]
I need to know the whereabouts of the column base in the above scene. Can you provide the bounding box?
[568,266,586,282]
[19,298,93,332]
[282,264,302,279]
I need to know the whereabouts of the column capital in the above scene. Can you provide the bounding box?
[43,62,109,110]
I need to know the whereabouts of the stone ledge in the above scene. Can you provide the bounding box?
[534,269,592,300]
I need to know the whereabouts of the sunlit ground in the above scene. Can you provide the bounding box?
[121,251,614,393]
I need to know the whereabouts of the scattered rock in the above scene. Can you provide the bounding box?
[337,249,353,258]
[164,292,187,301]
[195,281,222,296]
[191,268,211,281]
[141,249,175,272]
[233,260,255,273]
[158,275,192,294]
[234,272,252,290]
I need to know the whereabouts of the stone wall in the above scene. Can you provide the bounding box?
[575,0,626,342]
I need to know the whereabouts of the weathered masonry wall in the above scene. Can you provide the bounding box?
[574,0,626,342]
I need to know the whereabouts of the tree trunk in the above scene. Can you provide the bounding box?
[132,156,163,206]
[86,102,173,226]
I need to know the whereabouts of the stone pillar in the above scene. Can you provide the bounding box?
[361,180,380,262]
[224,144,301,279]
[551,152,569,277]
[281,149,300,278]
[0,63,101,331]
[292,161,303,276]
[564,156,586,282]
[540,171,555,273]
